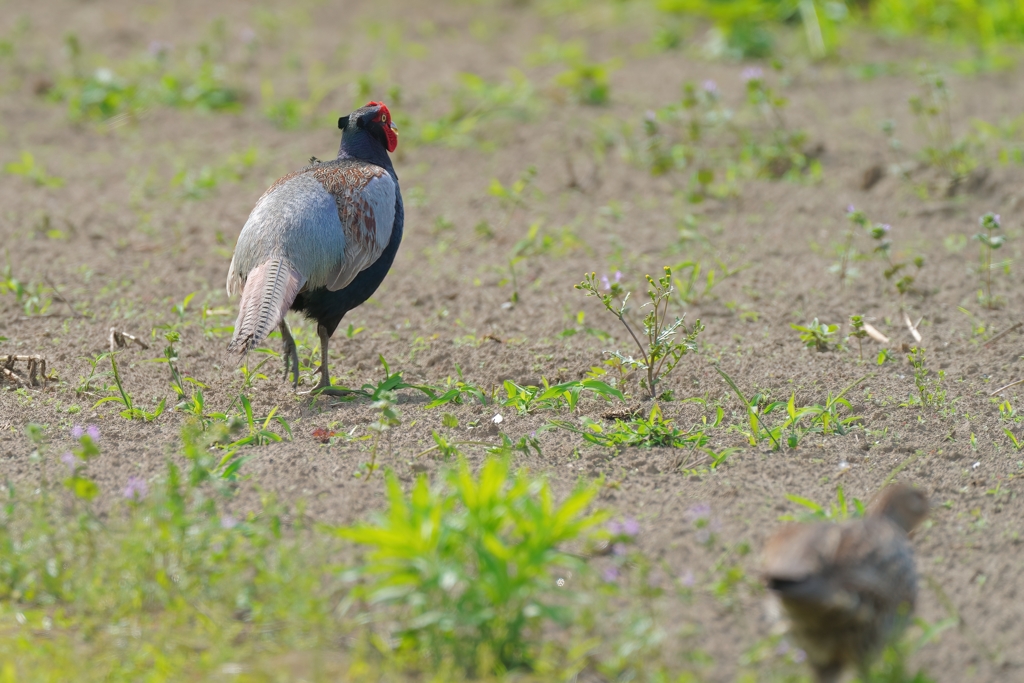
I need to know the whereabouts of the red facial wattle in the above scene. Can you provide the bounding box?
[368,101,399,153]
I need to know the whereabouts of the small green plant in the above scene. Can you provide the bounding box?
[554,402,715,454]
[908,70,975,182]
[635,72,817,201]
[780,485,865,522]
[791,318,838,351]
[742,69,816,180]
[230,393,291,447]
[409,70,540,149]
[0,422,343,677]
[62,428,102,501]
[847,207,924,304]
[0,264,53,316]
[577,267,704,399]
[93,353,165,421]
[172,147,257,200]
[529,37,618,106]
[260,63,337,130]
[715,367,864,450]
[332,457,606,673]
[906,348,947,409]
[75,352,114,395]
[424,366,488,408]
[362,391,401,479]
[51,34,242,123]
[489,166,537,232]
[974,212,1006,309]
[500,378,623,415]
[1004,427,1024,451]
[554,58,618,106]
[672,258,748,305]
[849,315,868,359]
[4,151,64,188]
[153,332,208,418]
[833,209,859,286]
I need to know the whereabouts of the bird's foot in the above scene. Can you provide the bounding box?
[281,337,299,388]
[301,367,352,397]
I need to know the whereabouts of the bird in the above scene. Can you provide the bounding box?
[226,101,403,394]
[761,484,929,683]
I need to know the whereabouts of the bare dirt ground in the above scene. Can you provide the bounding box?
[1,1,1023,680]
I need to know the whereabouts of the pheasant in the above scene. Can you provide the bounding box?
[226,101,402,394]
[762,484,929,683]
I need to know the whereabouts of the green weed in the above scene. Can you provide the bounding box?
[780,485,865,522]
[409,70,540,149]
[635,73,818,200]
[715,367,864,449]
[501,378,623,415]
[4,151,64,188]
[172,147,257,200]
[50,33,241,123]
[93,353,166,421]
[906,348,947,410]
[973,211,1007,309]
[556,402,713,453]
[849,315,869,359]
[907,70,976,182]
[577,267,704,399]
[331,457,606,674]
[847,207,924,304]
[0,264,52,316]
[791,318,839,351]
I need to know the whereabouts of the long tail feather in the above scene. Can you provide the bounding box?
[228,259,305,355]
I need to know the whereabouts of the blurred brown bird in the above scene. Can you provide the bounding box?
[762,484,929,683]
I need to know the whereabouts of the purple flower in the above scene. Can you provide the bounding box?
[684,503,711,521]
[621,517,640,537]
[60,452,76,471]
[645,109,657,122]
[679,569,695,587]
[881,223,891,233]
[86,425,100,441]
[607,520,622,535]
[792,649,807,664]
[71,425,84,439]
[221,515,238,530]
[846,204,855,214]
[741,67,764,82]
[612,542,627,556]
[599,271,623,292]
[122,476,148,502]
[775,640,790,656]
[602,566,620,582]
[702,79,718,94]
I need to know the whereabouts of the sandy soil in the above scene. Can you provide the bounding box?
[1,1,1023,680]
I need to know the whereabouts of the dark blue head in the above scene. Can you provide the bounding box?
[338,101,398,163]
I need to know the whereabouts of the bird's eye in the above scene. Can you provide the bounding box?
[380,114,387,123]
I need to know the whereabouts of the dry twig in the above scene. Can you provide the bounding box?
[1,354,47,387]
[863,322,889,344]
[984,321,1023,347]
[109,328,150,352]
[988,378,1024,397]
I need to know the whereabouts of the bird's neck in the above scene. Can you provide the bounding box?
[338,135,396,178]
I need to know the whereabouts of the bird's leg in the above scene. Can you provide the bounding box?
[309,323,349,396]
[279,319,299,388]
